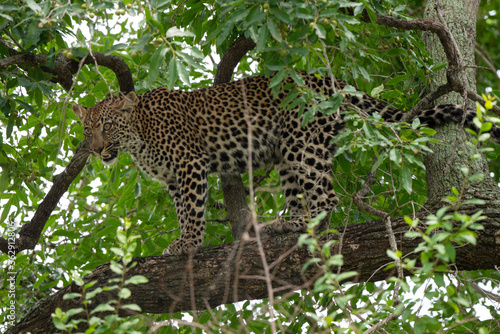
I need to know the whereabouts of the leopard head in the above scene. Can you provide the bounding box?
[72,91,139,165]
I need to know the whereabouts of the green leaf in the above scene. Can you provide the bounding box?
[255,24,269,52]
[167,57,178,90]
[370,151,388,173]
[86,287,103,300]
[26,0,42,13]
[405,231,421,238]
[444,243,456,262]
[270,7,293,24]
[116,230,127,244]
[462,198,485,205]
[176,60,190,86]
[329,92,343,112]
[145,7,165,34]
[387,249,402,261]
[412,117,421,129]
[389,148,401,167]
[124,275,149,285]
[313,24,326,39]
[118,288,132,299]
[243,5,266,29]
[267,19,282,42]
[431,61,448,72]
[216,21,235,46]
[134,181,142,199]
[166,26,194,38]
[370,84,384,97]
[110,260,124,275]
[480,122,492,132]
[90,303,115,314]
[227,8,249,24]
[66,308,85,318]
[63,293,82,300]
[33,272,49,289]
[121,304,142,312]
[386,74,410,86]
[401,166,412,194]
[492,90,500,100]
[52,317,67,331]
[289,70,305,87]
[269,69,287,89]
[478,133,490,142]
[148,46,169,83]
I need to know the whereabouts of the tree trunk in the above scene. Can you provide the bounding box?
[7,207,500,334]
[421,0,498,207]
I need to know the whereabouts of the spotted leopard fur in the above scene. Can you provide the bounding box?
[72,73,500,255]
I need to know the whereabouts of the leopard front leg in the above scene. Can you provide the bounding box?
[166,181,187,231]
[163,158,208,255]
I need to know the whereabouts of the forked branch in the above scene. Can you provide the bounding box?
[0,44,135,255]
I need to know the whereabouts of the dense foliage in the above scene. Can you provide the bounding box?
[1,0,499,333]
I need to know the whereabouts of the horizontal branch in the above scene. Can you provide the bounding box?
[7,207,500,333]
[0,39,134,94]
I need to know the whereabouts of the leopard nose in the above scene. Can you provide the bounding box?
[92,145,104,154]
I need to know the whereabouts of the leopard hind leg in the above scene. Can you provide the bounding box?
[263,141,339,234]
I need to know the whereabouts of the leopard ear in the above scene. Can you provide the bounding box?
[72,104,88,123]
[117,91,138,113]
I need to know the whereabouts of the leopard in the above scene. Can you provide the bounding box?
[72,72,500,255]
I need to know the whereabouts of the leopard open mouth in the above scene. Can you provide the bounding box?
[101,151,118,165]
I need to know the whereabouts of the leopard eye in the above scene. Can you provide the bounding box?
[84,127,92,135]
[103,123,112,131]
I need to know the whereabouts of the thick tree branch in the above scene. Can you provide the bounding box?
[0,41,136,255]
[0,140,90,255]
[213,35,256,86]
[7,207,500,334]
[0,39,134,94]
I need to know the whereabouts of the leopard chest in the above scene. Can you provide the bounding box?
[126,140,176,184]
[123,120,185,184]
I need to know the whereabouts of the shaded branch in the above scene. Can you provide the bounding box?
[0,39,134,94]
[0,41,136,256]
[357,11,500,118]
[7,208,500,333]
[214,35,256,85]
[0,140,90,255]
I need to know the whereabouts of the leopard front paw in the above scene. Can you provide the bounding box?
[163,238,199,256]
[260,218,308,235]
[261,218,285,234]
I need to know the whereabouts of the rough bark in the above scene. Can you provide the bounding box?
[7,207,500,334]
[420,0,499,207]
